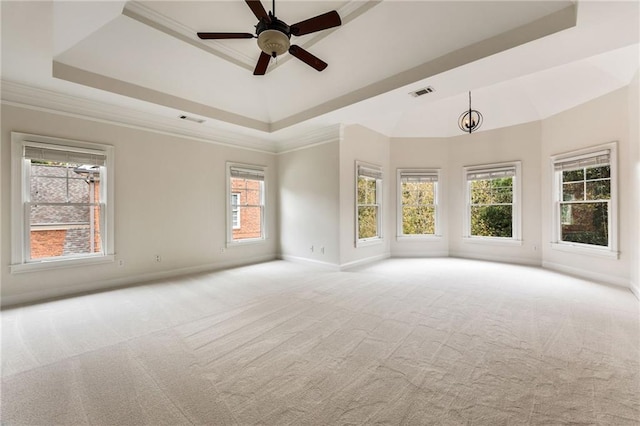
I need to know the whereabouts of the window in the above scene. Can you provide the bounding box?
[551,143,617,257]
[11,132,114,272]
[227,163,265,243]
[397,169,440,238]
[356,161,383,245]
[231,193,241,229]
[464,161,521,242]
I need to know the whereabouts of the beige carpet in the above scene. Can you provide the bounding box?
[1,258,638,425]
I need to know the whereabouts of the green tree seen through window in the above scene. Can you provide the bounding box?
[357,176,378,239]
[401,180,435,235]
[469,177,513,238]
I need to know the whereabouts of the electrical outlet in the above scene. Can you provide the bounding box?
[118,259,125,267]
[155,255,162,262]
[220,247,226,253]
[310,245,314,253]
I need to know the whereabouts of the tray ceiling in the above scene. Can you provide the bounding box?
[1,1,638,151]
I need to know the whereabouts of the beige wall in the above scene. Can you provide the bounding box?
[339,124,391,267]
[540,88,631,287]
[1,105,277,306]
[278,141,340,266]
[389,137,449,257]
[2,84,637,305]
[447,121,543,265]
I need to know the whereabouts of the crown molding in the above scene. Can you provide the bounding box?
[275,123,342,154]
[1,80,276,153]
[1,80,346,154]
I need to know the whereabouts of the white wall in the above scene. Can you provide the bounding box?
[389,137,449,257]
[339,124,391,268]
[628,72,639,298]
[447,121,543,265]
[1,105,277,306]
[541,88,631,287]
[278,141,340,267]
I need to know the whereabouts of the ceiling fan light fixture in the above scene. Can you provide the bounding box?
[257,29,290,57]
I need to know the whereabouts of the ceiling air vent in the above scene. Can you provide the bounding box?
[410,86,435,97]
[178,114,205,124]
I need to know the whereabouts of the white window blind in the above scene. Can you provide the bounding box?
[230,167,265,181]
[553,150,610,171]
[24,144,106,167]
[466,166,516,181]
[400,171,438,183]
[358,165,382,180]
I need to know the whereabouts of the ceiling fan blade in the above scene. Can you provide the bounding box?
[288,45,327,72]
[253,51,271,75]
[290,10,341,36]
[197,32,254,40]
[245,0,271,23]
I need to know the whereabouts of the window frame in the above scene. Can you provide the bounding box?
[463,161,522,245]
[231,192,241,229]
[550,142,618,258]
[226,162,267,246]
[355,161,383,247]
[11,132,115,273]
[396,168,441,240]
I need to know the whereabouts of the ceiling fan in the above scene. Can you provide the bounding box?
[197,0,342,75]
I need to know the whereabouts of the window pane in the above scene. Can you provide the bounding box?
[560,202,608,246]
[471,178,512,204]
[402,181,434,205]
[358,176,376,204]
[470,205,512,237]
[231,176,264,240]
[233,206,262,240]
[30,204,102,259]
[562,182,584,201]
[402,206,435,235]
[585,165,610,180]
[585,180,610,200]
[563,169,584,182]
[358,206,378,239]
[31,163,98,203]
[470,180,491,204]
[493,179,513,203]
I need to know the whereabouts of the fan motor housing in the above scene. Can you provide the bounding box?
[256,17,291,57]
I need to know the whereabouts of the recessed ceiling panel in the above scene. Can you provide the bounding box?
[55,14,272,122]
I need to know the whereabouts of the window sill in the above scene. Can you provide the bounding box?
[11,254,115,274]
[462,237,523,246]
[396,235,443,242]
[356,237,383,248]
[227,238,266,248]
[550,242,619,259]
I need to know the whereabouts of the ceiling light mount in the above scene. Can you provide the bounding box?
[256,16,291,57]
[458,91,483,134]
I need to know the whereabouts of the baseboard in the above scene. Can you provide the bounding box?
[339,252,391,271]
[391,250,450,258]
[1,254,277,308]
[449,251,541,267]
[278,254,340,271]
[542,261,629,289]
